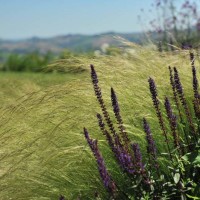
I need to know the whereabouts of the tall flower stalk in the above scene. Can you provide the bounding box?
[190,53,200,133]
[97,113,135,175]
[192,65,200,120]
[132,143,144,174]
[148,77,172,159]
[173,67,197,143]
[111,87,130,151]
[90,65,118,140]
[84,128,117,196]
[169,66,183,122]
[143,118,159,171]
[164,97,184,156]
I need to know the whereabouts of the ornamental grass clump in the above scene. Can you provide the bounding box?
[83,53,200,199]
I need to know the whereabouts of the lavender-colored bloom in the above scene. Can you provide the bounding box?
[91,64,98,85]
[83,128,116,195]
[143,118,160,171]
[148,78,158,107]
[164,97,176,130]
[116,146,135,174]
[164,97,183,155]
[95,124,134,175]
[90,65,117,140]
[111,87,120,114]
[96,114,135,175]
[96,113,115,153]
[174,67,197,142]
[97,113,105,130]
[192,65,198,98]
[111,88,130,150]
[169,66,183,122]
[143,118,157,163]
[148,77,171,158]
[132,143,144,173]
[84,127,93,147]
[90,65,102,100]
[189,53,199,101]
[174,68,183,95]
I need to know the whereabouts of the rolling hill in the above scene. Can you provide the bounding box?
[0,32,145,55]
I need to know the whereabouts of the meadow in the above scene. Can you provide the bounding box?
[0,45,198,199]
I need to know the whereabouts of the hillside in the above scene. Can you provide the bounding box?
[0,32,145,54]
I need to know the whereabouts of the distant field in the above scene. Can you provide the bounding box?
[0,46,198,199]
[0,72,84,105]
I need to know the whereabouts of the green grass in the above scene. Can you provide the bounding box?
[0,71,83,106]
[0,46,198,199]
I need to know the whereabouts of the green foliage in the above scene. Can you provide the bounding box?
[2,51,54,72]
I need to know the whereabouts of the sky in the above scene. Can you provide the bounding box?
[0,0,185,39]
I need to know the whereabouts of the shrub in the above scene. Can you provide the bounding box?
[2,51,54,72]
[81,52,200,199]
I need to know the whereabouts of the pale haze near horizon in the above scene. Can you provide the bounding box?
[0,0,186,40]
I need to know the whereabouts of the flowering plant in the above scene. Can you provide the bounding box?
[82,52,200,199]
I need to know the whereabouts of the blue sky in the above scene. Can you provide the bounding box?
[0,0,183,39]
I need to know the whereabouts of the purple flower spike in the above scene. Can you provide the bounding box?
[83,128,116,195]
[96,113,115,153]
[110,88,130,150]
[169,66,183,122]
[111,87,120,114]
[143,118,159,169]
[192,65,199,98]
[191,59,200,120]
[148,78,159,107]
[132,143,144,173]
[116,146,135,174]
[148,77,171,158]
[164,97,183,155]
[174,67,197,142]
[90,65,118,141]
[174,68,183,95]
[91,64,98,84]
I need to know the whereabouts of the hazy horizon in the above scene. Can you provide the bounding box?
[0,30,143,41]
[0,0,157,40]
[0,0,192,40]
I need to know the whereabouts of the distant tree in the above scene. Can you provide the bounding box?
[3,54,24,71]
[2,51,55,72]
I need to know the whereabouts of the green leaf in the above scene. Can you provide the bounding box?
[173,173,180,184]
[193,154,200,165]
[186,194,200,199]
[182,150,200,165]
